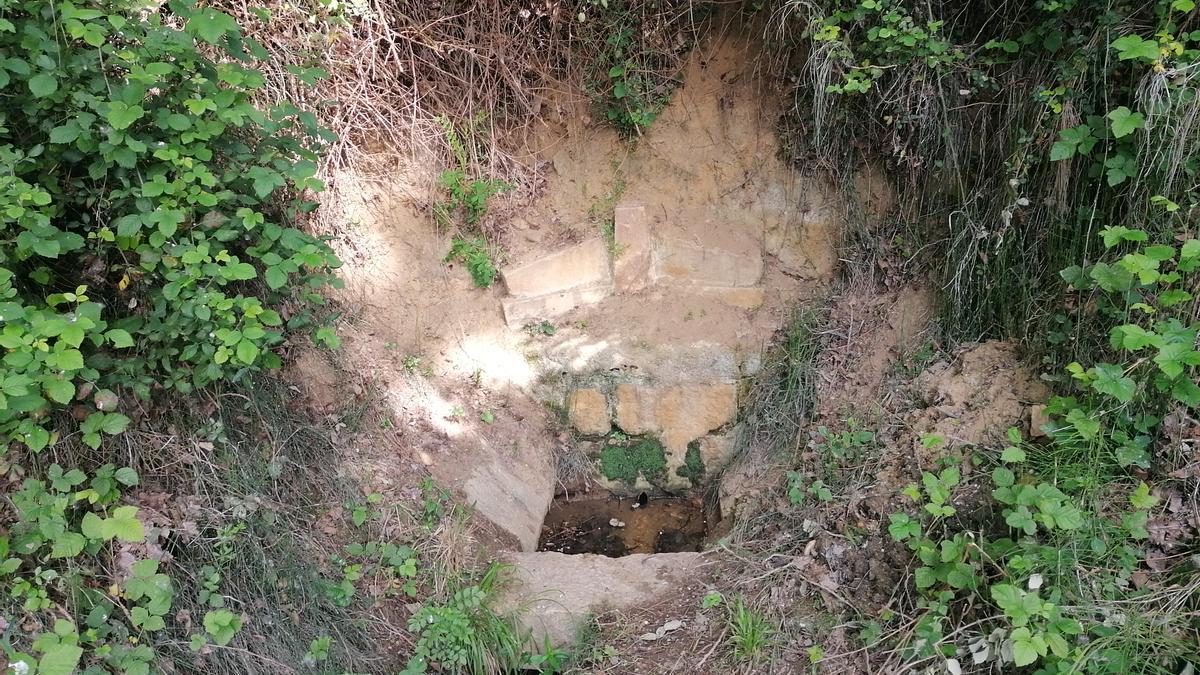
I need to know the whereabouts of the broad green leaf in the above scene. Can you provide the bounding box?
[29,73,58,97]
[1172,377,1200,407]
[1111,34,1161,61]
[38,643,84,675]
[1000,445,1027,463]
[109,506,145,542]
[1107,106,1145,138]
[235,339,259,364]
[187,8,238,44]
[107,101,146,130]
[43,377,76,404]
[50,531,86,558]
[100,413,131,435]
[264,266,287,289]
[105,329,134,347]
[1129,482,1158,509]
[1091,363,1136,402]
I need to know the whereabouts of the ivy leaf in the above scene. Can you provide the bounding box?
[1107,106,1145,138]
[29,73,58,97]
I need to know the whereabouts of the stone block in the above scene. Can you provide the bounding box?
[697,286,765,309]
[502,238,612,298]
[613,204,654,293]
[613,382,737,453]
[654,383,738,452]
[762,185,840,280]
[656,237,763,288]
[614,383,650,435]
[501,284,611,326]
[697,431,736,471]
[500,551,702,647]
[1029,404,1050,437]
[567,388,609,435]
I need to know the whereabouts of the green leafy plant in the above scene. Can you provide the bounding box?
[0,0,340,457]
[589,25,672,134]
[2,466,168,674]
[727,597,773,664]
[403,564,533,674]
[444,236,498,288]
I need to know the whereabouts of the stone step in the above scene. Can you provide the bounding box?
[500,282,612,326]
[499,551,704,647]
[501,237,612,298]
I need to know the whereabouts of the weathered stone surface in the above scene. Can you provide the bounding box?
[502,238,612,298]
[500,284,611,326]
[462,459,554,552]
[761,183,841,280]
[613,204,654,293]
[614,383,737,453]
[614,383,649,435]
[568,388,610,435]
[499,551,703,647]
[656,237,763,288]
[697,285,765,309]
[697,430,736,471]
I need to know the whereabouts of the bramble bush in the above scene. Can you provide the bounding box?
[0,0,341,457]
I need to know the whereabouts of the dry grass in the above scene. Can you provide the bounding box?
[208,0,711,237]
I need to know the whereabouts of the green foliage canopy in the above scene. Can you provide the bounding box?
[0,0,340,454]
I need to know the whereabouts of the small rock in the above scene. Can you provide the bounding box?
[639,632,659,641]
[418,451,434,466]
[661,620,683,632]
[1029,404,1050,437]
[608,518,625,528]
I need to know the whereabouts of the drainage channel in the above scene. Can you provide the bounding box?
[537,493,714,557]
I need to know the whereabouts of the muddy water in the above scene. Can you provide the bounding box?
[537,493,710,557]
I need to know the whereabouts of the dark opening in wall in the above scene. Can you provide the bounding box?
[537,492,713,557]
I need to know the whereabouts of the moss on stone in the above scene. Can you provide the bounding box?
[676,441,706,484]
[599,436,666,485]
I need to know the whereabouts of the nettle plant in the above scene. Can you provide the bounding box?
[0,0,341,455]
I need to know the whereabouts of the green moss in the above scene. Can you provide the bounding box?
[599,436,666,486]
[676,441,706,485]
